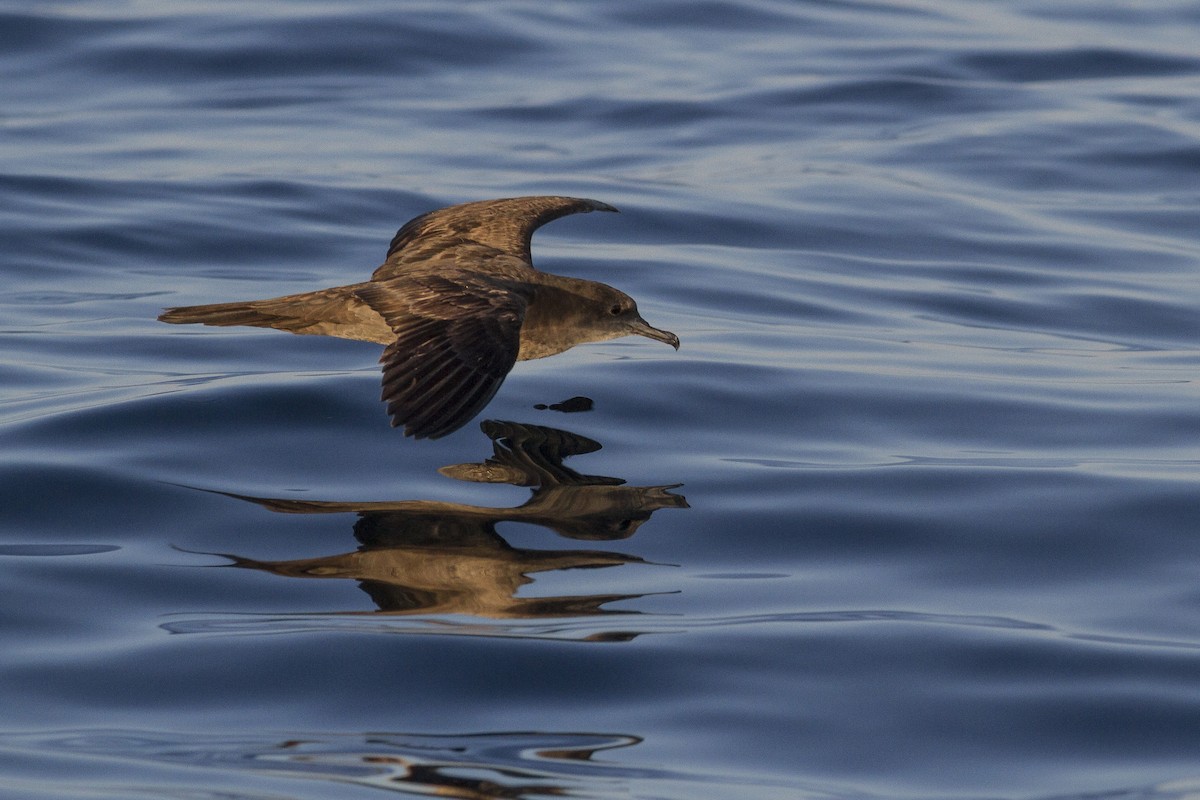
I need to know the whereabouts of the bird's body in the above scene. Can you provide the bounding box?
[159,196,678,439]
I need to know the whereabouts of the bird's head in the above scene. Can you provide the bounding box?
[592,285,680,350]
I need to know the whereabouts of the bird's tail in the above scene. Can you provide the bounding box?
[158,299,286,329]
[158,286,392,344]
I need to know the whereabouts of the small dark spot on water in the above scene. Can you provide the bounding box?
[533,395,594,413]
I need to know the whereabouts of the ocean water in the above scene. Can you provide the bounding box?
[3,1,1200,798]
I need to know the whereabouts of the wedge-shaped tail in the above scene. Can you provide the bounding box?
[159,300,283,328]
[158,287,393,345]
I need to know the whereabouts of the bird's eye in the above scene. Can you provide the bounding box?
[609,304,622,316]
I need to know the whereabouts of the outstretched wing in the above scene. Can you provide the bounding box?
[373,196,618,281]
[356,272,527,439]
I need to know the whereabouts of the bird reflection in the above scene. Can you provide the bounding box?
[14,730,657,800]
[210,420,687,619]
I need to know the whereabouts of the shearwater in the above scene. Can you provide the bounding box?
[159,196,680,439]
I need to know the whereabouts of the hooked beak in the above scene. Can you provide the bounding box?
[628,317,680,350]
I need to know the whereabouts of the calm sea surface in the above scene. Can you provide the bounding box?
[4,1,1200,798]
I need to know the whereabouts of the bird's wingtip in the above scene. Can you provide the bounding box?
[584,198,619,214]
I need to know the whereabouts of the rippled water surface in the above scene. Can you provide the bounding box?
[4,1,1200,798]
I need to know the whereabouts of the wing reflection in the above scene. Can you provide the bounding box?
[208,420,687,619]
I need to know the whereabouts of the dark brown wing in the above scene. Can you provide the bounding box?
[355,272,527,439]
[372,196,618,281]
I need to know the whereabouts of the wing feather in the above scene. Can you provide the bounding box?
[373,196,617,281]
[357,272,527,439]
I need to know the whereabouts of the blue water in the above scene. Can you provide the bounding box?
[4,1,1200,797]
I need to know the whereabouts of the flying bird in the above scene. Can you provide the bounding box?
[159,196,679,439]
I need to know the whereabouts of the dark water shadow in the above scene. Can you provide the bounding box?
[186,420,687,629]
